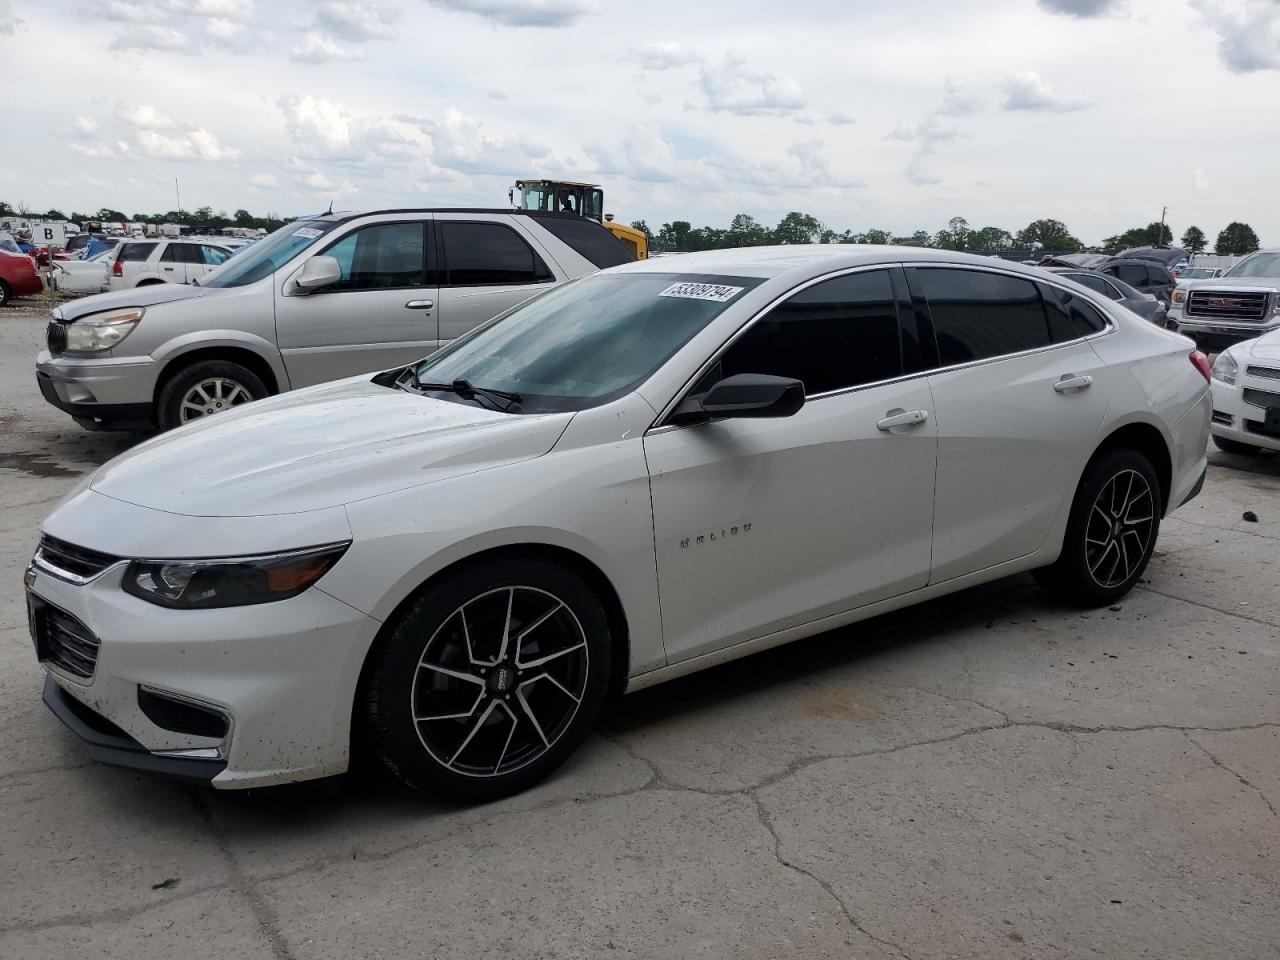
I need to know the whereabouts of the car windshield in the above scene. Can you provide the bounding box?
[1180,268,1215,279]
[0,235,20,254]
[1223,252,1280,279]
[409,272,763,413]
[197,219,339,288]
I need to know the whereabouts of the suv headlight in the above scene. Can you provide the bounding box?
[65,307,144,353]
[1211,350,1237,386]
[122,542,349,609]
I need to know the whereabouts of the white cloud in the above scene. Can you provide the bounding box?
[938,76,982,116]
[206,17,244,40]
[1036,0,1123,16]
[290,31,365,63]
[629,42,700,70]
[97,0,254,54]
[424,0,595,27]
[1194,169,1211,192]
[108,25,189,51]
[999,71,1090,112]
[0,0,23,34]
[278,95,355,155]
[135,127,241,160]
[825,113,856,126]
[699,54,806,117]
[316,0,403,41]
[249,172,279,189]
[408,108,550,175]
[70,143,118,159]
[116,104,178,130]
[1198,0,1280,73]
[74,116,99,137]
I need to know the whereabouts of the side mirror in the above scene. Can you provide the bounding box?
[672,373,805,425]
[294,255,341,293]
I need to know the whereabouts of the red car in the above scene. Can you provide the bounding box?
[0,250,44,305]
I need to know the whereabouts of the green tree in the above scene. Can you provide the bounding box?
[1015,219,1082,252]
[1215,221,1260,256]
[858,228,892,245]
[0,200,14,218]
[1102,222,1173,253]
[656,220,693,252]
[970,226,1013,251]
[95,207,127,222]
[1180,225,1207,254]
[727,213,771,247]
[629,220,653,245]
[233,208,255,227]
[893,230,932,247]
[935,216,970,250]
[44,209,68,221]
[771,212,822,245]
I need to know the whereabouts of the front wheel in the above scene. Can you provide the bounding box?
[156,359,268,430]
[365,558,612,803]
[0,279,11,307]
[1213,435,1264,457]
[1035,449,1161,606]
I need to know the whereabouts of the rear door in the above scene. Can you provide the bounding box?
[274,217,439,387]
[908,266,1110,583]
[434,217,559,344]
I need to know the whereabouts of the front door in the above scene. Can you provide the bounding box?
[644,268,938,663]
[275,218,439,388]
[434,218,559,344]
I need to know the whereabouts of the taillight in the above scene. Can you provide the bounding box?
[112,258,123,277]
[1190,350,1212,382]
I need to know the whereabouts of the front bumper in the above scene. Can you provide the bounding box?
[1175,317,1279,353]
[28,507,381,789]
[1210,375,1280,452]
[36,349,158,428]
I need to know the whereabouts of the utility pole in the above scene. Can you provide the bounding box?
[1159,205,1168,246]
[175,178,182,216]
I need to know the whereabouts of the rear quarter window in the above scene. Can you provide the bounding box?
[118,243,156,262]
[533,215,634,269]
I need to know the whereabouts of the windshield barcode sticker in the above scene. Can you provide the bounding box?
[292,227,323,239]
[658,282,745,303]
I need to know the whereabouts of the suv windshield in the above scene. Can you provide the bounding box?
[1223,252,1280,279]
[410,272,762,413]
[198,219,339,288]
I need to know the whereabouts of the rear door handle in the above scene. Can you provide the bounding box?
[876,409,929,432]
[1054,375,1093,393]
[405,299,434,310]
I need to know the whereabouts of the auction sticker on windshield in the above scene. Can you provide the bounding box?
[658,282,745,303]
[292,227,324,239]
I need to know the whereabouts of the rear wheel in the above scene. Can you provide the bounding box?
[0,280,11,307]
[1035,449,1161,606]
[365,558,612,803]
[157,359,268,430]
[1213,435,1264,456]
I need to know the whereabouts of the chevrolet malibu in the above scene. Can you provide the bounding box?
[28,247,1211,802]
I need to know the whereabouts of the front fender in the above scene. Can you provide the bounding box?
[151,331,290,392]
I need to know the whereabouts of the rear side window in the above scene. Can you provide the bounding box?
[439,221,553,286]
[118,242,155,262]
[914,268,1050,365]
[200,245,231,266]
[1066,272,1108,295]
[1113,262,1147,287]
[704,269,903,395]
[1147,265,1172,285]
[1043,287,1108,341]
[534,216,633,268]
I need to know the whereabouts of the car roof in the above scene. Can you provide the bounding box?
[311,208,609,226]
[605,245,1051,280]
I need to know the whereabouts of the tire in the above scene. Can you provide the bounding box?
[156,359,269,431]
[0,280,10,307]
[1213,435,1264,457]
[365,557,612,803]
[1035,449,1162,606]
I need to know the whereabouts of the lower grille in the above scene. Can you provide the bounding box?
[138,689,229,739]
[1245,365,1280,381]
[31,598,101,680]
[1242,387,1280,410]
[46,321,68,356]
[36,535,120,582]
[1185,290,1269,322]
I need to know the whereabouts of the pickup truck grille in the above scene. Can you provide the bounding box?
[1185,290,1270,322]
[46,321,68,356]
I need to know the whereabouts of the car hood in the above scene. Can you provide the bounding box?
[55,282,223,321]
[90,377,574,517]
[1245,328,1280,362]
[1183,277,1280,293]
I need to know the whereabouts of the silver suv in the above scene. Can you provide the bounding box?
[1170,249,1280,353]
[36,209,630,430]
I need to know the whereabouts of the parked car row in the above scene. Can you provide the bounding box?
[1167,250,1280,353]
[27,244,1212,800]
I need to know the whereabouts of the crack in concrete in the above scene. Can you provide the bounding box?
[1184,732,1279,822]
[1134,584,1278,628]
[1164,514,1277,542]
[0,881,234,934]
[184,786,298,960]
[746,792,915,960]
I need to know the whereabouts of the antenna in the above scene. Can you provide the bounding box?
[326,200,334,215]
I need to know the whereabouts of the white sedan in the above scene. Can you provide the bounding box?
[27,247,1211,801]
[1209,327,1280,455]
[49,245,119,294]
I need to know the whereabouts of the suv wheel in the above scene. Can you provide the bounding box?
[1213,435,1264,457]
[1035,449,1161,606]
[365,557,612,803]
[157,359,268,430]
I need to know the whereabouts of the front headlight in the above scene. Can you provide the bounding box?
[1211,350,1238,385]
[65,307,144,353]
[122,542,349,609]
[1171,287,1187,305]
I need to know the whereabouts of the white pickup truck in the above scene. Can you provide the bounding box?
[1170,250,1280,353]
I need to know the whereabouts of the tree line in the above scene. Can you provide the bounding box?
[631,214,1264,257]
[0,200,287,233]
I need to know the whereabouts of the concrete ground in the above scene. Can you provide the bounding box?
[1,295,1277,960]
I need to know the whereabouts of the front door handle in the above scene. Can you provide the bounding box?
[876,409,929,432]
[1054,374,1093,393]
[405,299,434,310]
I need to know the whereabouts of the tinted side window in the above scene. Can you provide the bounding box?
[534,216,632,268]
[1066,272,1108,295]
[440,221,552,286]
[1101,280,1126,301]
[160,244,183,263]
[320,222,425,291]
[1043,287,1108,342]
[1147,265,1171,286]
[1114,263,1147,287]
[705,270,902,395]
[915,268,1050,365]
[119,243,155,262]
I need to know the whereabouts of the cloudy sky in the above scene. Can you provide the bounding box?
[1,0,1277,245]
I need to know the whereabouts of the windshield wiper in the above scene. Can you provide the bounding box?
[409,374,523,413]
